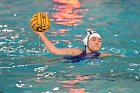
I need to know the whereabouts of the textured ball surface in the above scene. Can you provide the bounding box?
[30,12,50,32]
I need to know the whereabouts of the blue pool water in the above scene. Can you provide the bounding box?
[0,0,140,93]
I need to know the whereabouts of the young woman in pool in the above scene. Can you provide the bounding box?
[34,30,124,62]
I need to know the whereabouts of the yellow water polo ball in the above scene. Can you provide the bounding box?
[30,12,50,32]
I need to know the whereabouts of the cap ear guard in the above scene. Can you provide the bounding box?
[83,31,94,46]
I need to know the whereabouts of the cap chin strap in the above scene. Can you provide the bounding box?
[85,31,96,53]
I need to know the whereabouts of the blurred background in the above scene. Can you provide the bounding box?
[0,0,140,93]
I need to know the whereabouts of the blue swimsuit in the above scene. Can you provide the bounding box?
[63,50,101,62]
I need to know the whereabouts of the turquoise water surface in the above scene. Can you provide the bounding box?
[0,0,140,93]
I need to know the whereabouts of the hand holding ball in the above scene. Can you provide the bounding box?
[30,12,50,32]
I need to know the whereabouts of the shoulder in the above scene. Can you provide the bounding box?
[58,48,83,56]
[70,48,83,56]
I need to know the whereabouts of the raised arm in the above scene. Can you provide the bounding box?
[35,32,82,55]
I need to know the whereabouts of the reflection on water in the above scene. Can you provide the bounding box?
[50,0,87,45]
[52,0,83,26]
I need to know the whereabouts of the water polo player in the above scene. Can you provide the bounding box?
[33,30,117,62]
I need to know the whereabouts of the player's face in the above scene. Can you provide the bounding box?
[88,37,101,52]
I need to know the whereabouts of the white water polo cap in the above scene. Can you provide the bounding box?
[83,31,101,46]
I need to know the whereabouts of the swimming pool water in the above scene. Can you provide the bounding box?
[0,0,140,93]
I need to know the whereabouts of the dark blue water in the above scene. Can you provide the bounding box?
[0,0,140,93]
